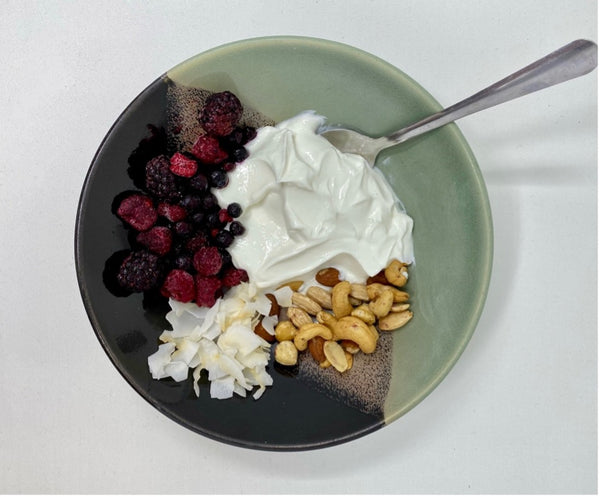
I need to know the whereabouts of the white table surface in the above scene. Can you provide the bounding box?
[0,1,597,494]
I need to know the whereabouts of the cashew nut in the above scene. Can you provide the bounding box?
[367,283,409,303]
[384,259,408,287]
[368,287,394,318]
[274,340,298,366]
[316,310,338,332]
[351,304,376,324]
[293,323,333,351]
[340,339,361,354]
[331,281,353,318]
[333,316,378,354]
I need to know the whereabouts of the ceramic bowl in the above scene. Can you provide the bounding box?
[75,36,493,450]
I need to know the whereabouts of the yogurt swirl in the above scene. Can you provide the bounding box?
[215,112,414,290]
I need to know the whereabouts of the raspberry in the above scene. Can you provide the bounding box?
[218,208,233,224]
[157,202,187,222]
[136,226,172,256]
[222,267,249,288]
[116,193,157,231]
[145,155,181,200]
[192,246,223,276]
[169,152,198,178]
[195,276,223,307]
[117,250,164,292]
[185,232,208,252]
[199,91,243,137]
[190,135,228,164]
[161,269,195,302]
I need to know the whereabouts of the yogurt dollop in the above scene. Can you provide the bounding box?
[215,112,414,290]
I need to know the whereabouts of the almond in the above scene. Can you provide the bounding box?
[253,319,275,343]
[315,267,341,287]
[308,335,327,363]
[265,293,280,316]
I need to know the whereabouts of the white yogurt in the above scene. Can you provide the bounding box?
[215,112,414,290]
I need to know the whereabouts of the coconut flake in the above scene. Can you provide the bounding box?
[260,314,278,336]
[148,342,176,379]
[272,285,293,307]
[148,290,275,400]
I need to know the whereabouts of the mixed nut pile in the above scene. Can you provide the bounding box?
[254,260,413,373]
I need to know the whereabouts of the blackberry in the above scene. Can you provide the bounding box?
[117,250,164,292]
[200,91,243,137]
[145,155,181,201]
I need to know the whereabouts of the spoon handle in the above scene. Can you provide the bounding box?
[389,39,597,144]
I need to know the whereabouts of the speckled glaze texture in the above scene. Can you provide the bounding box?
[75,36,492,450]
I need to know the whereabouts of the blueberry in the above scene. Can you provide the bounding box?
[232,147,248,163]
[174,221,192,237]
[227,202,242,218]
[189,173,208,192]
[209,169,229,189]
[201,193,219,211]
[215,230,234,248]
[190,211,205,225]
[180,194,203,212]
[174,254,193,271]
[205,212,225,229]
[229,220,245,236]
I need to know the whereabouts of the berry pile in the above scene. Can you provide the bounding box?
[109,91,254,308]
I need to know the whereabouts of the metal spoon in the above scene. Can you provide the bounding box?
[319,39,597,165]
